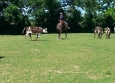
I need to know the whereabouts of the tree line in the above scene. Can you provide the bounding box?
[0,0,115,34]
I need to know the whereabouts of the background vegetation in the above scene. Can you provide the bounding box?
[0,34,115,83]
[0,0,115,34]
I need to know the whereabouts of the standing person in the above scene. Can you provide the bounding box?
[59,12,65,27]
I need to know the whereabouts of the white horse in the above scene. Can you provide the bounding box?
[105,27,111,39]
[22,26,47,40]
[94,26,103,38]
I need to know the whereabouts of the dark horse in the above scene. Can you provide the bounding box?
[22,26,47,40]
[56,21,70,40]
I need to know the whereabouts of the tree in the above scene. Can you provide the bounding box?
[0,0,115,34]
[4,4,22,24]
[27,0,61,32]
[0,0,31,34]
[104,8,115,32]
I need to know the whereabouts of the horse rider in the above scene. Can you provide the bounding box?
[59,12,66,27]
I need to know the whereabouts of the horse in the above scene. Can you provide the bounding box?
[94,26,103,38]
[105,27,111,39]
[56,21,70,40]
[22,26,47,40]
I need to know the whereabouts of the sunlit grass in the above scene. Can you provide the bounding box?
[0,33,115,83]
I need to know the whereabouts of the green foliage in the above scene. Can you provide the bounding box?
[0,0,115,34]
[4,4,22,23]
[104,8,115,20]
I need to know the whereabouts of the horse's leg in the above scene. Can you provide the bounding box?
[98,30,101,38]
[24,35,27,40]
[94,33,95,38]
[65,30,67,40]
[106,34,108,39]
[100,32,102,38]
[94,30,98,38]
[34,34,38,41]
[38,33,41,38]
[29,33,32,40]
[58,32,60,39]
[94,32,96,38]
[57,29,61,40]
[65,33,67,40]
[24,32,29,40]
[100,33,102,38]
[107,33,109,39]
[109,33,110,39]
[34,33,41,41]
[98,33,100,38]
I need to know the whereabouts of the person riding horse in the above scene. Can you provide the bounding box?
[59,12,66,27]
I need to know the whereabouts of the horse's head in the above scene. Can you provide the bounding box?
[56,23,62,29]
[42,28,48,33]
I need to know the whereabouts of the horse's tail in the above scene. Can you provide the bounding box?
[22,27,26,34]
[68,26,70,29]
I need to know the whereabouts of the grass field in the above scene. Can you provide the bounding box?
[0,33,115,83]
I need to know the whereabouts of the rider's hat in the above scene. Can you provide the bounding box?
[60,12,62,14]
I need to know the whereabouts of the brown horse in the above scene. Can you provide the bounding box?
[22,26,47,40]
[56,21,70,40]
[105,27,111,39]
[94,26,103,38]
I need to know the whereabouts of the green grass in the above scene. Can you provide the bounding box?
[0,33,115,83]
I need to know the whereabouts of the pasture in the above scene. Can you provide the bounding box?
[0,33,115,83]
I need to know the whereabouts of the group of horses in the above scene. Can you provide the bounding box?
[22,22,111,40]
[94,26,111,39]
[22,21,70,40]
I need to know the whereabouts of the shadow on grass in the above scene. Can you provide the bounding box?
[58,38,69,40]
[31,39,49,41]
[0,56,5,59]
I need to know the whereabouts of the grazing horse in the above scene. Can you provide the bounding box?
[105,27,111,39]
[56,21,70,40]
[22,26,47,40]
[94,26,103,38]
